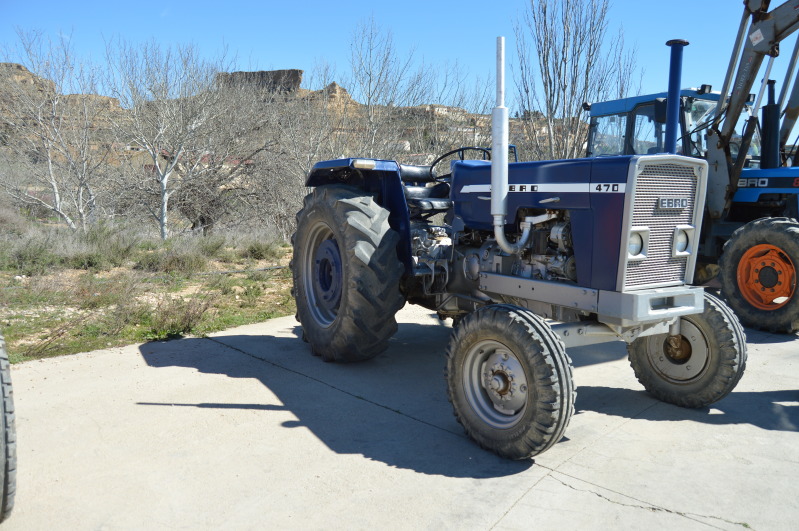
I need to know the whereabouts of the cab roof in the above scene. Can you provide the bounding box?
[589,89,721,117]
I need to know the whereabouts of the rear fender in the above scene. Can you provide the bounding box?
[306,158,413,274]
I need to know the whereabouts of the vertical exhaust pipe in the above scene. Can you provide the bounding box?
[761,79,780,169]
[491,36,510,227]
[665,39,689,154]
[492,36,532,255]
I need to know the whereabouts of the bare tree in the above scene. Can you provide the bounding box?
[0,30,114,231]
[514,0,638,160]
[344,17,440,160]
[105,40,265,239]
[170,76,284,235]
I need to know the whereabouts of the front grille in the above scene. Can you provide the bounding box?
[624,162,699,289]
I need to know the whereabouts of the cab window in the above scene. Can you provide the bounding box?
[589,113,627,156]
[631,104,665,154]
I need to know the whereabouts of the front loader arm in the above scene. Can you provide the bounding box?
[706,0,799,219]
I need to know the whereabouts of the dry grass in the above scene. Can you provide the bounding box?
[0,226,295,363]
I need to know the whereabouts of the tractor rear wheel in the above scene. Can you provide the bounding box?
[719,217,799,333]
[291,185,405,362]
[0,334,15,523]
[628,292,746,408]
[445,305,575,459]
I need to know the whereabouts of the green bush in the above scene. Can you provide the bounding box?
[196,235,228,258]
[240,284,263,307]
[139,297,210,340]
[73,273,139,310]
[8,234,63,275]
[133,249,207,276]
[241,240,282,261]
[67,252,110,271]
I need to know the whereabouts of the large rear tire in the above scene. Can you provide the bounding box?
[445,305,575,459]
[719,217,799,333]
[291,185,405,362]
[0,334,16,523]
[628,292,747,408]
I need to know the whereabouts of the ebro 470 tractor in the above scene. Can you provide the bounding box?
[290,39,746,459]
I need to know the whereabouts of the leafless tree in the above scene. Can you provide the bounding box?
[514,0,638,160]
[343,17,440,160]
[0,30,113,231]
[105,40,275,239]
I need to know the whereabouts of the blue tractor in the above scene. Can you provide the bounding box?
[586,0,799,334]
[290,39,747,459]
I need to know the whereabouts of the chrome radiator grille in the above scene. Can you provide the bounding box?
[624,162,699,290]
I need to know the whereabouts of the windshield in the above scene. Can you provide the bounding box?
[685,98,761,163]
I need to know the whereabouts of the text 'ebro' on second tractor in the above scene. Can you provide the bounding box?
[289,38,747,459]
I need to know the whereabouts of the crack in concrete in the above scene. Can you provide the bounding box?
[546,471,752,530]
[489,472,551,530]
[489,397,754,530]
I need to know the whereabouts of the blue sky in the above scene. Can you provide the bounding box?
[1,0,795,102]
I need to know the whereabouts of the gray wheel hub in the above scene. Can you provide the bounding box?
[482,350,528,414]
[464,340,529,428]
[650,320,709,382]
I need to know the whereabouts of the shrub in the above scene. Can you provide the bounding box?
[241,240,281,261]
[73,273,140,310]
[134,248,207,276]
[67,252,110,271]
[196,235,228,258]
[8,234,62,275]
[140,297,211,340]
[240,284,263,307]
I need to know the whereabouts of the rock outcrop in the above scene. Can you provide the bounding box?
[216,69,303,93]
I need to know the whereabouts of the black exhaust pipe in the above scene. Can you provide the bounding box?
[665,39,689,154]
[761,79,780,169]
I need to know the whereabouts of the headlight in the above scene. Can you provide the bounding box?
[672,225,695,257]
[675,230,689,253]
[628,233,644,256]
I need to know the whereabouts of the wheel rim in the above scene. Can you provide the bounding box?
[736,243,796,310]
[647,320,709,383]
[463,339,529,429]
[302,222,342,326]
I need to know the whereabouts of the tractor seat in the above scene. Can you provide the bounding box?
[404,181,450,200]
[399,164,436,183]
[403,181,451,212]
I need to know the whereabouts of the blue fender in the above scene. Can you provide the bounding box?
[306,158,413,275]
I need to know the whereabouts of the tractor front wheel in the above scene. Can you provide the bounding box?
[628,292,746,408]
[445,305,575,459]
[719,217,799,333]
[291,185,405,362]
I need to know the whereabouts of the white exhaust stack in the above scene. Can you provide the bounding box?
[492,36,532,254]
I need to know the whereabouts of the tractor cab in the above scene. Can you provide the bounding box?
[586,89,761,166]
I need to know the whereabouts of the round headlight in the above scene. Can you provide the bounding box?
[628,233,644,256]
[675,230,689,253]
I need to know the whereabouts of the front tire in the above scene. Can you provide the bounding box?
[628,292,747,408]
[719,217,799,333]
[0,334,16,523]
[445,305,575,459]
[291,185,405,362]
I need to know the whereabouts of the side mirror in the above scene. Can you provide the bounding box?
[655,98,668,123]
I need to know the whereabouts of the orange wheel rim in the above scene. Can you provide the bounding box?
[736,244,796,310]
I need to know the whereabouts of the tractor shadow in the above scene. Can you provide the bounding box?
[137,314,797,476]
[576,385,799,432]
[742,327,799,345]
[138,319,534,479]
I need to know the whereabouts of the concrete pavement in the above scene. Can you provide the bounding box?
[5,304,799,530]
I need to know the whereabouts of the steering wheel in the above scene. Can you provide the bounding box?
[428,147,491,181]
